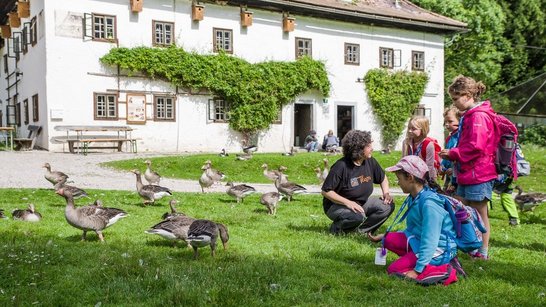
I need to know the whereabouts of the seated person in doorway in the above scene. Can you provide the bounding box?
[321,130,395,235]
[322,129,340,152]
[304,130,319,152]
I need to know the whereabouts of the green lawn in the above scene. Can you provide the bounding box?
[0,188,545,306]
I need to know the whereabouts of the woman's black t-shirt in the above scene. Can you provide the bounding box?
[321,156,385,213]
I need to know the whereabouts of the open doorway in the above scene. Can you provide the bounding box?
[294,104,312,147]
[337,105,354,141]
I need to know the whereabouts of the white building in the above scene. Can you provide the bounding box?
[0,0,466,153]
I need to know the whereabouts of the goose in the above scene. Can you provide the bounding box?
[262,163,280,181]
[260,192,283,215]
[315,159,329,184]
[145,214,196,246]
[199,166,215,193]
[282,146,297,156]
[43,163,69,186]
[12,204,42,222]
[275,175,307,202]
[381,144,393,155]
[144,160,161,185]
[187,219,229,259]
[161,199,186,220]
[226,182,257,204]
[0,209,7,219]
[54,177,88,199]
[56,188,127,242]
[275,165,289,184]
[218,148,229,157]
[514,186,546,212]
[242,145,258,154]
[236,152,252,161]
[315,168,326,185]
[203,160,226,182]
[131,170,172,205]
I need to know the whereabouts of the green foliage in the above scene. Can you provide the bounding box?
[100,46,330,139]
[364,69,428,147]
[519,124,546,147]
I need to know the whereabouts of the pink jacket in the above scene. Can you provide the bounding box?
[448,101,497,185]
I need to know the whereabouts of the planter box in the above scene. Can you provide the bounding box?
[192,4,204,21]
[130,0,143,13]
[283,16,295,32]
[9,12,21,28]
[0,25,11,39]
[240,11,253,27]
[17,1,30,18]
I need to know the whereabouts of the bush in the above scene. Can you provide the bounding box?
[519,123,546,147]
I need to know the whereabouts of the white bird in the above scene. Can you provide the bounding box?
[12,204,42,222]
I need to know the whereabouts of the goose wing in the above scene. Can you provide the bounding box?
[142,185,172,194]
[63,185,88,198]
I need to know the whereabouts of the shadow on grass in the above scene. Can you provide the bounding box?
[490,238,546,252]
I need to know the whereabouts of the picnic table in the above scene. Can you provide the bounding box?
[53,125,138,154]
[0,126,14,150]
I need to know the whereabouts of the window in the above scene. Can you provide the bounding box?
[0,110,3,127]
[15,102,21,127]
[93,14,116,41]
[295,37,312,59]
[208,98,230,122]
[32,94,39,122]
[94,93,118,120]
[213,28,233,53]
[412,51,425,71]
[3,54,7,74]
[344,43,360,65]
[30,17,37,46]
[379,47,394,68]
[13,35,21,61]
[23,99,29,124]
[154,96,175,121]
[153,21,174,46]
[22,24,29,54]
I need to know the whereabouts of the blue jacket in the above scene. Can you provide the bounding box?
[441,129,459,183]
[402,188,457,273]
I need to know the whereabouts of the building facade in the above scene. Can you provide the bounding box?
[0,0,466,153]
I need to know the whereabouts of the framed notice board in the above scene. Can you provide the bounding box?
[126,94,146,124]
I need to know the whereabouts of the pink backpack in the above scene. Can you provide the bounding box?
[493,114,519,179]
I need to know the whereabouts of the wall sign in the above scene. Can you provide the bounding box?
[126,94,146,124]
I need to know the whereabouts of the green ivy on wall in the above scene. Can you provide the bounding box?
[100,46,330,141]
[364,69,428,148]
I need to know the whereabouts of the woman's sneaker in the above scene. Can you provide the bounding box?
[468,251,489,260]
[449,257,467,278]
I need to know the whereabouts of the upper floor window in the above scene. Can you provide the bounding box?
[22,24,29,54]
[412,51,425,71]
[295,37,312,59]
[153,21,174,46]
[30,17,37,46]
[379,47,394,68]
[94,93,118,120]
[15,102,21,127]
[93,14,116,41]
[208,98,230,122]
[154,96,175,121]
[213,28,233,53]
[23,99,29,124]
[32,94,39,122]
[344,43,360,65]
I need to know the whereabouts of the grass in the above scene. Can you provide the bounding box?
[0,188,545,306]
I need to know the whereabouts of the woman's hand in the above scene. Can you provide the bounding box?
[345,201,365,213]
[381,192,393,205]
[439,149,450,159]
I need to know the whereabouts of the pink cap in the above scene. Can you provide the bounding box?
[385,155,428,180]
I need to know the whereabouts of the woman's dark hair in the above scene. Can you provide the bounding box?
[341,130,372,161]
[397,170,445,194]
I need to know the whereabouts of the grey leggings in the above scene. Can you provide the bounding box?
[326,197,395,234]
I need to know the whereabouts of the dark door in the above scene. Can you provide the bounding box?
[294,104,312,147]
[337,105,354,141]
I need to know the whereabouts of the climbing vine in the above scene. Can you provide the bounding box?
[364,69,428,147]
[100,46,330,142]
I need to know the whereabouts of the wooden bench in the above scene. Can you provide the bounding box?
[14,125,42,150]
[67,137,139,155]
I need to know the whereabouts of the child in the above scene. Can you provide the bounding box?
[304,130,319,152]
[369,156,460,286]
[402,116,441,181]
[439,75,496,260]
[440,106,460,196]
[493,175,520,226]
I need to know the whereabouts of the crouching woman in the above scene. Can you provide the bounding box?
[370,156,460,286]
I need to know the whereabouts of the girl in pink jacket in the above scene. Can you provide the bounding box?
[439,75,496,260]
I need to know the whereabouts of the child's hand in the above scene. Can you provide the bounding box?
[445,168,453,176]
[439,149,450,159]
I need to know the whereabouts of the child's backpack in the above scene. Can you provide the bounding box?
[515,143,531,176]
[437,194,487,252]
[494,114,519,179]
[420,137,442,176]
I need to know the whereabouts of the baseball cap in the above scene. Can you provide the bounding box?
[385,155,428,180]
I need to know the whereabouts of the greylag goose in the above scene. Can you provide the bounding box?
[131,170,172,205]
[514,186,546,212]
[275,175,307,202]
[218,148,229,157]
[243,145,258,154]
[0,209,7,219]
[12,204,42,222]
[275,165,289,184]
[315,159,329,184]
[262,163,280,181]
[161,199,186,220]
[144,160,161,185]
[187,219,229,259]
[43,163,69,185]
[226,182,257,203]
[145,214,196,246]
[54,177,88,199]
[282,146,297,156]
[260,192,283,215]
[203,160,226,182]
[236,152,252,161]
[56,188,127,242]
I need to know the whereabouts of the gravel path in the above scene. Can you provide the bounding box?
[0,150,404,196]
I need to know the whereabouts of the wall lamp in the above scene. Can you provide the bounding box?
[15,68,23,77]
[356,77,364,83]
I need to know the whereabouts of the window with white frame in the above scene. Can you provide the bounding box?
[154,96,175,121]
[213,28,233,53]
[344,43,360,65]
[94,93,117,120]
[93,14,116,41]
[153,21,174,46]
[23,99,29,124]
[32,94,39,122]
[412,51,425,71]
[22,24,29,54]
[295,37,312,59]
[30,16,37,46]
[208,98,230,122]
[379,47,394,68]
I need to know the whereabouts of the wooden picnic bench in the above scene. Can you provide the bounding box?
[53,125,138,155]
[68,137,139,155]
[14,125,42,150]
